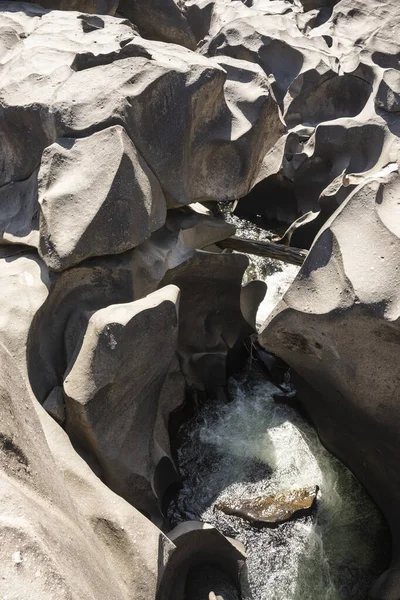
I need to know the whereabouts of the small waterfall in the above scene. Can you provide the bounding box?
[256,263,300,326]
[168,375,389,599]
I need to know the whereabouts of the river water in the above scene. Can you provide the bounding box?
[168,254,389,599]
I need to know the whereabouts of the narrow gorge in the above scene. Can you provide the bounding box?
[0,1,399,599]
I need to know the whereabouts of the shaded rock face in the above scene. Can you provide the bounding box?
[63,285,180,514]
[216,486,319,526]
[159,522,246,600]
[118,0,197,50]
[259,168,400,597]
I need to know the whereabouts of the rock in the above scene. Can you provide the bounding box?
[0,171,39,247]
[26,0,119,13]
[240,280,267,329]
[43,386,65,425]
[0,341,176,600]
[191,0,400,239]
[159,522,246,600]
[27,252,136,403]
[63,285,180,514]
[209,592,224,600]
[216,486,319,525]
[167,206,236,250]
[4,0,400,597]
[259,167,400,595]
[118,0,197,50]
[132,211,256,389]
[0,248,50,377]
[161,250,253,389]
[0,3,282,219]
[38,125,166,271]
[376,69,400,113]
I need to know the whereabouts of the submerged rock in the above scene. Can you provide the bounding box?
[216,486,319,526]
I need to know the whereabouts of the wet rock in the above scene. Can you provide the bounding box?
[216,486,319,525]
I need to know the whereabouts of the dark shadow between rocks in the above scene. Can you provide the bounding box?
[233,173,298,227]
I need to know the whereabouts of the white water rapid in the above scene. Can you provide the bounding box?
[169,375,389,600]
[168,258,389,600]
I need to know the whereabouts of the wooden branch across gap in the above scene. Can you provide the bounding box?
[216,236,308,266]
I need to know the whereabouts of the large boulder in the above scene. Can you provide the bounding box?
[38,125,166,271]
[63,285,180,515]
[27,251,135,403]
[259,167,400,598]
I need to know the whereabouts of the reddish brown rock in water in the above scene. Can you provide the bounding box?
[216,486,319,526]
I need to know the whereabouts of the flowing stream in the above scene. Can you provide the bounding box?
[168,255,389,599]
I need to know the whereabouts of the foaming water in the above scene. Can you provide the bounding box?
[256,264,299,326]
[169,375,389,599]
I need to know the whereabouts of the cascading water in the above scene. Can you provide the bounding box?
[168,252,389,600]
[168,374,389,599]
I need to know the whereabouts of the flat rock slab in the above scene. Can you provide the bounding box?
[216,486,319,526]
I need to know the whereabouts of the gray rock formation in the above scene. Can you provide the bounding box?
[192,0,400,235]
[38,125,166,271]
[64,285,180,514]
[159,522,246,600]
[118,0,197,49]
[2,0,400,597]
[0,342,175,600]
[259,166,400,597]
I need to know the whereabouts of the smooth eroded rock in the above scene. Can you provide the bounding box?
[38,125,166,271]
[63,285,180,514]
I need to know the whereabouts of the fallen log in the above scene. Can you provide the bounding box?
[217,236,308,266]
